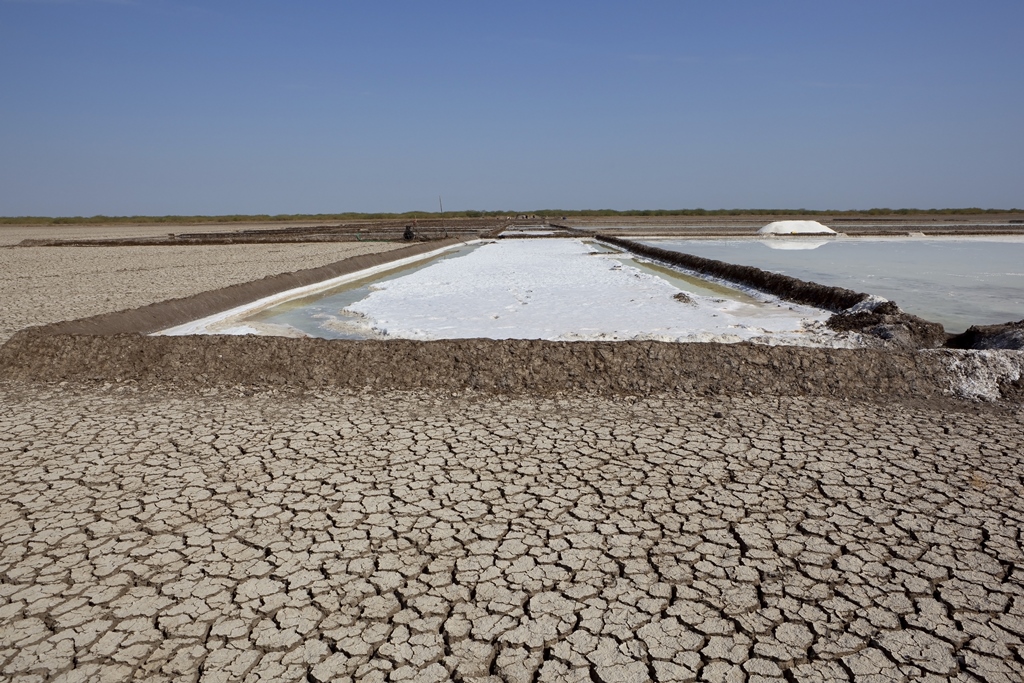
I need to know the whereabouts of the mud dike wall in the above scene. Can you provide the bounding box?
[3,331,1021,405]
[597,235,869,312]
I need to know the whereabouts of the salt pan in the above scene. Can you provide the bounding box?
[340,239,847,345]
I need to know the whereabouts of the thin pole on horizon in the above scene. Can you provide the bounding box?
[439,195,446,238]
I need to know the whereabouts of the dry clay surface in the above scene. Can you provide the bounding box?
[1,385,1022,683]
[0,223,352,247]
[0,242,402,344]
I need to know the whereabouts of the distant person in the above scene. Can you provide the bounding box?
[404,225,414,240]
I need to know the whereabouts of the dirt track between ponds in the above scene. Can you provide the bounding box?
[1,384,1022,682]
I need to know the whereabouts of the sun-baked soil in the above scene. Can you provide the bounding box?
[1,383,1022,681]
[0,221,320,246]
[1,220,1023,681]
[0,241,404,344]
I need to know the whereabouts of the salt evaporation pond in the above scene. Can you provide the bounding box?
[643,236,1024,333]
[165,238,854,346]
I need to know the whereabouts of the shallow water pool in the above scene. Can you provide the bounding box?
[643,237,1024,333]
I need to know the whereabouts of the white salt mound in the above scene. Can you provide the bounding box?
[758,220,836,235]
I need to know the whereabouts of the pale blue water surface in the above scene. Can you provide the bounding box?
[642,237,1024,333]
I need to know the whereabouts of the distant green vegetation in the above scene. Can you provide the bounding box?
[0,207,1019,226]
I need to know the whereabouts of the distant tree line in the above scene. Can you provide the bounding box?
[1,207,1019,225]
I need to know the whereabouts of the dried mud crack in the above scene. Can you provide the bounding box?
[2,224,1024,682]
[1,385,1022,682]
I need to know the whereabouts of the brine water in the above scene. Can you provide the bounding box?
[644,237,1024,333]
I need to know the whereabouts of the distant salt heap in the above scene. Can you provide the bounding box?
[758,220,836,235]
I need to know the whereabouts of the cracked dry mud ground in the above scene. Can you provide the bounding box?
[1,385,1022,683]
[0,242,402,344]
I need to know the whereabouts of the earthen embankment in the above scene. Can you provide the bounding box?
[3,332,1021,406]
[597,235,869,312]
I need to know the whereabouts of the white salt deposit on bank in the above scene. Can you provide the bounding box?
[334,239,852,346]
[758,220,836,235]
[932,349,1024,401]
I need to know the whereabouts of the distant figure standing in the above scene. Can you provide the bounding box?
[404,225,414,240]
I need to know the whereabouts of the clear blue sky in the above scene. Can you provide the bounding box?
[1,1,1021,215]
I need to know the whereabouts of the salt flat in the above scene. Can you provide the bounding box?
[337,239,848,346]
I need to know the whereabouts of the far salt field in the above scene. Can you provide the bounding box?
[643,236,1024,333]
[163,239,853,346]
